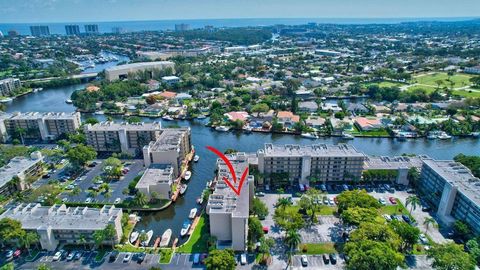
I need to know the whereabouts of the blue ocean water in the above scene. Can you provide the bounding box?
[0,17,477,35]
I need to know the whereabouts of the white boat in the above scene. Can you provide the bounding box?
[94,110,105,115]
[189,208,198,219]
[129,231,139,244]
[471,132,480,138]
[301,133,318,139]
[215,126,230,132]
[162,115,174,121]
[427,134,437,140]
[65,99,73,104]
[194,155,200,162]
[160,229,172,247]
[184,171,192,180]
[342,133,354,140]
[244,126,253,133]
[141,230,153,246]
[179,184,188,195]
[196,115,207,119]
[206,181,212,188]
[0,98,13,103]
[196,197,203,205]
[438,132,452,140]
[180,221,191,237]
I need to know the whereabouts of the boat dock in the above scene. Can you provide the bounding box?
[153,237,161,249]
[188,215,201,236]
[172,238,179,250]
[171,148,195,202]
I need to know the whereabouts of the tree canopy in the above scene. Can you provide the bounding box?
[204,249,236,270]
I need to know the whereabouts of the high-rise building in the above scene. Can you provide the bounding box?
[105,61,175,82]
[7,30,19,37]
[84,24,99,35]
[175,23,190,31]
[65,24,81,35]
[30,25,50,37]
[0,78,22,96]
[112,27,126,34]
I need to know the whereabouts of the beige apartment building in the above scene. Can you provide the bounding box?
[0,78,22,96]
[143,127,191,177]
[2,112,81,141]
[207,152,255,251]
[105,61,175,82]
[257,143,365,187]
[84,121,163,154]
[0,151,44,198]
[135,164,174,200]
[0,204,123,251]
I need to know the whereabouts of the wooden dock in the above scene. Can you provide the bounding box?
[153,237,161,249]
[135,239,140,247]
[170,149,195,202]
[188,215,200,236]
[172,238,179,249]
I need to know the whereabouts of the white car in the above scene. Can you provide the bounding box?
[114,198,121,204]
[328,198,334,206]
[62,198,68,203]
[85,198,92,203]
[301,255,308,266]
[123,253,132,263]
[52,251,62,261]
[419,234,429,244]
[379,198,387,205]
[240,253,247,265]
[383,214,392,222]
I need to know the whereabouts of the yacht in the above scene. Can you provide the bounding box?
[189,208,198,219]
[180,220,191,237]
[301,133,318,139]
[159,229,172,247]
[141,230,154,246]
[194,155,200,162]
[0,98,13,103]
[342,133,354,140]
[179,184,188,195]
[184,171,192,180]
[65,99,73,104]
[438,132,452,140]
[244,126,253,133]
[162,115,174,121]
[94,110,105,115]
[215,126,230,132]
[196,114,207,119]
[129,231,139,244]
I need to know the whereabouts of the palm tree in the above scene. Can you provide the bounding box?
[134,192,148,207]
[423,217,437,233]
[79,235,88,250]
[406,195,421,215]
[277,197,292,210]
[15,128,26,145]
[93,230,105,249]
[284,230,301,267]
[103,224,117,249]
[20,232,39,257]
[138,231,148,248]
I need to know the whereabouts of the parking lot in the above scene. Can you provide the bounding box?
[59,159,145,204]
[291,254,344,270]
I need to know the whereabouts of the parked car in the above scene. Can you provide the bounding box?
[419,234,429,245]
[383,214,392,222]
[13,249,21,258]
[74,251,82,260]
[333,197,338,205]
[328,198,335,206]
[52,251,62,261]
[85,198,92,203]
[319,184,327,192]
[114,198,122,204]
[301,255,308,266]
[123,253,132,263]
[42,174,51,179]
[329,253,337,264]
[109,251,119,262]
[322,254,330,264]
[137,252,145,263]
[402,215,412,224]
[323,197,328,204]
[200,253,207,264]
[66,252,75,261]
[5,250,13,261]
[379,198,387,205]
[193,253,201,265]
[240,253,247,265]
[389,197,397,204]
[256,192,265,197]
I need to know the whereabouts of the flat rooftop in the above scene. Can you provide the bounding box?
[423,159,480,205]
[364,155,424,170]
[0,204,121,231]
[147,127,190,152]
[85,121,162,132]
[5,112,79,121]
[208,152,253,217]
[106,61,174,72]
[136,164,173,188]
[0,155,43,188]
[259,143,365,158]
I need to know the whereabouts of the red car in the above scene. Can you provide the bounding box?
[389,197,397,204]
[333,197,338,205]
[13,249,21,258]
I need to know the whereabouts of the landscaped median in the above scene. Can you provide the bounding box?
[299,242,339,255]
[176,214,209,253]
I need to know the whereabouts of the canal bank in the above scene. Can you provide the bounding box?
[4,83,480,246]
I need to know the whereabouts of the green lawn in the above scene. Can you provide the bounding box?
[317,206,337,215]
[176,214,209,253]
[159,248,173,264]
[452,89,480,98]
[406,84,437,93]
[299,242,338,255]
[414,72,473,89]
[364,81,405,88]
[379,199,415,222]
[351,126,390,137]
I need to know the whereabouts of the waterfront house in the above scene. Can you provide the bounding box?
[354,117,384,131]
[305,116,326,129]
[276,111,300,127]
[298,101,319,112]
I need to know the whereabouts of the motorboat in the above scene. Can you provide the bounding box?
[162,115,174,121]
[141,230,153,246]
[179,184,188,195]
[471,132,480,138]
[215,126,230,132]
[94,110,105,115]
[189,208,198,219]
[129,231,139,244]
[65,99,73,104]
[0,98,13,103]
[159,229,172,247]
[196,196,204,205]
[194,155,200,162]
[180,220,191,237]
[301,133,318,139]
[438,132,452,140]
[244,126,253,133]
[342,133,354,140]
[184,171,192,180]
[196,114,207,119]
[206,181,212,188]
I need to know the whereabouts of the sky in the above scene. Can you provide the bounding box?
[0,0,479,23]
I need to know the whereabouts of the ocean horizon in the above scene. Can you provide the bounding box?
[1,17,478,35]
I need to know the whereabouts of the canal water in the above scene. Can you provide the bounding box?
[4,84,480,244]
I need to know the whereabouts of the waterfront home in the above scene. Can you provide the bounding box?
[321,103,343,113]
[162,76,181,85]
[85,85,100,92]
[294,89,315,100]
[354,117,384,131]
[224,111,250,122]
[371,104,391,114]
[159,91,177,100]
[330,117,354,135]
[175,93,192,102]
[305,116,326,129]
[276,111,300,127]
[298,101,318,112]
[347,103,369,114]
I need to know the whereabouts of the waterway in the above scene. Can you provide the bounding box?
[4,84,480,245]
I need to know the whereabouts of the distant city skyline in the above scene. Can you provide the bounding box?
[0,0,479,24]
